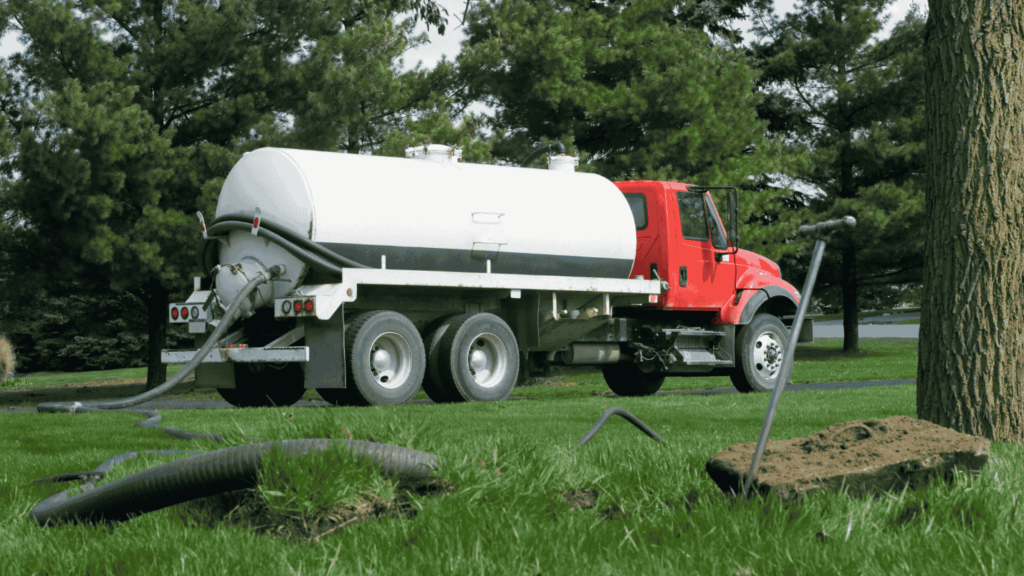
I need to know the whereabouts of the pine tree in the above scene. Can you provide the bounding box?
[0,0,445,387]
[456,0,787,186]
[749,0,927,352]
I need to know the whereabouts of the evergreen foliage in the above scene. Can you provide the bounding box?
[3,279,191,373]
[457,0,789,186]
[749,0,926,350]
[0,0,446,383]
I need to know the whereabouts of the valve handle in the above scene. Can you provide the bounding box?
[797,216,856,237]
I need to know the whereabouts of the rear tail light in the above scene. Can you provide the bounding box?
[181,307,189,319]
[276,297,316,317]
[191,307,199,318]
[171,307,179,320]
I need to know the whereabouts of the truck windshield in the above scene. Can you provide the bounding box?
[677,191,710,241]
[623,193,648,230]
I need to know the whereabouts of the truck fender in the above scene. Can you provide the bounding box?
[737,286,798,325]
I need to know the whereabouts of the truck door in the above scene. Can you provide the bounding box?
[665,190,736,310]
[623,192,661,283]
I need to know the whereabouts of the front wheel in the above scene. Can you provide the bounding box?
[435,313,518,402]
[602,362,665,396]
[730,313,788,393]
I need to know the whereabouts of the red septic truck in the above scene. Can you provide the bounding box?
[164,146,807,407]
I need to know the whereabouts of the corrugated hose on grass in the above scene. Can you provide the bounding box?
[30,266,438,526]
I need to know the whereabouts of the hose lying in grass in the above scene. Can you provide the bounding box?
[31,439,438,526]
[571,407,665,452]
[30,266,438,525]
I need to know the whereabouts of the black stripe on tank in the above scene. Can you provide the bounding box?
[321,243,634,279]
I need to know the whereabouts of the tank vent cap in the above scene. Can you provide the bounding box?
[405,144,462,165]
[548,154,579,172]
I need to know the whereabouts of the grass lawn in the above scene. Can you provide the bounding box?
[2,383,1020,574]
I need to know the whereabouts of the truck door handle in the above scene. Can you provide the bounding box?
[679,266,687,287]
[715,253,730,262]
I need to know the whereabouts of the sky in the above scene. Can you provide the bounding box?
[1,0,925,67]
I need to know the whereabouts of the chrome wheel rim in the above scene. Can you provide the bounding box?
[752,331,784,382]
[368,332,412,390]
[466,333,507,389]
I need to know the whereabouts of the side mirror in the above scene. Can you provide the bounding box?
[728,187,739,249]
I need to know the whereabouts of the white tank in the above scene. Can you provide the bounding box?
[212,147,637,306]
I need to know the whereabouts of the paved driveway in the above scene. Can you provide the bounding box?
[813,312,920,339]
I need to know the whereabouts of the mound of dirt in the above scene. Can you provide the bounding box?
[706,415,990,500]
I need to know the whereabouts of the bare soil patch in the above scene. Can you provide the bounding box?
[706,415,990,500]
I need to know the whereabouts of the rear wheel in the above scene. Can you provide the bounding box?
[730,313,788,393]
[435,313,518,402]
[323,311,425,406]
[218,362,306,408]
[602,362,665,396]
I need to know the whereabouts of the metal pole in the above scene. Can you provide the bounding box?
[741,216,855,496]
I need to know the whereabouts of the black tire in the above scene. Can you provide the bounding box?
[435,313,519,402]
[218,362,306,408]
[421,316,460,403]
[334,311,425,406]
[730,313,788,393]
[601,362,666,396]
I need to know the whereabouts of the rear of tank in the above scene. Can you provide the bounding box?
[209,147,638,313]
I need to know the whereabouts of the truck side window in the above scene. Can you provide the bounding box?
[677,191,710,241]
[704,195,728,250]
[623,193,648,230]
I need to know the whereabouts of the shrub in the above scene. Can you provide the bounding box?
[0,334,15,383]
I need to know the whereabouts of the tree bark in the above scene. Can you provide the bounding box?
[145,278,169,391]
[834,7,860,354]
[918,0,1024,441]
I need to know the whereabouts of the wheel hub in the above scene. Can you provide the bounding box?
[368,332,412,389]
[466,334,507,389]
[752,333,783,379]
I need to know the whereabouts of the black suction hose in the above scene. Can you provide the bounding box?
[201,214,370,276]
[213,213,370,270]
[38,269,276,414]
[32,269,438,525]
[31,440,438,525]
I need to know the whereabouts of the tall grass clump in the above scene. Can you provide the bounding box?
[0,334,16,384]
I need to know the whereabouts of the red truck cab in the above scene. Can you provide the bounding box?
[611,180,807,393]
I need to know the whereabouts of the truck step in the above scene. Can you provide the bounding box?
[674,349,732,366]
[662,328,726,338]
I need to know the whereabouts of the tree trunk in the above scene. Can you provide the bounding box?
[841,244,860,353]
[918,0,1024,441]
[145,278,169,391]
[833,16,860,355]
